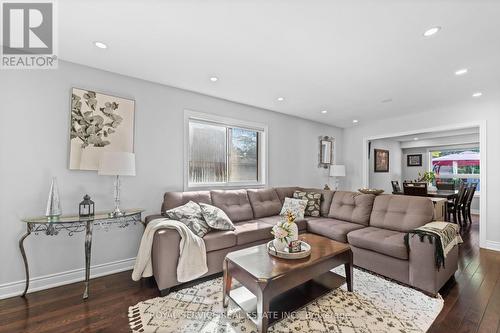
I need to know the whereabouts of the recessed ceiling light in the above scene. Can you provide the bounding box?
[472,92,483,98]
[381,98,393,103]
[209,76,218,82]
[455,68,468,76]
[423,26,441,37]
[413,137,419,141]
[277,97,284,102]
[320,110,328,114]
[352,119,359,124]
[94,41,107,49]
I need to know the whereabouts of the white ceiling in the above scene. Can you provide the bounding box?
[58,0,500,128]
[393,127,479,142]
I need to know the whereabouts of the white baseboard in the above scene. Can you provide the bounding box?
[471,209,480,214]
[483,240,500,252]
[0,257,136,300]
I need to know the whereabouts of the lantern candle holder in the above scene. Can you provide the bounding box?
[79,194,95,218]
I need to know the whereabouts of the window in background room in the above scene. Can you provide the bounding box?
[430,147,480,191]
[186,114,266,188]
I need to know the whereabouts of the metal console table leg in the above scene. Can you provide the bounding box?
[83,220,93,300]
[19,223,32,297]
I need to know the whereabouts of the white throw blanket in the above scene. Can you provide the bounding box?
[132,218,208,282]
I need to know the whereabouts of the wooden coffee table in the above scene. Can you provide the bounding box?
[222,233,352,333]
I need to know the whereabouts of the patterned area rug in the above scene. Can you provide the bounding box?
[129,267,443,332]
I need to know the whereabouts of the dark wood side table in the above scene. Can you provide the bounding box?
[20,209,144,299]
[222,233,353,333]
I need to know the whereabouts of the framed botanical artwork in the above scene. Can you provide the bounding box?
[374,149,389,173]
[69,88,135,170]
[407,154,422,167]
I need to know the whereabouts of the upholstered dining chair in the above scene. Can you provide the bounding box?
[403,182,428,196]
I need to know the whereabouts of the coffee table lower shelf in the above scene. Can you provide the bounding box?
[227,271,345,327]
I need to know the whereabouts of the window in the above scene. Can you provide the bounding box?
[430,147,480,191]
[185,112,267,188]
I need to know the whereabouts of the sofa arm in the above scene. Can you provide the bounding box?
[408,234,458,295]
[152,228,181,291]
[145,214,164,225]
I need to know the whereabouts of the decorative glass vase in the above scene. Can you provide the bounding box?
[273,238,287,252]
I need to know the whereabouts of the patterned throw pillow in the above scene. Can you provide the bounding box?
[199,203,235,231]
[165,201,211,237]
[280,197,308,220]
[293,191,321,217]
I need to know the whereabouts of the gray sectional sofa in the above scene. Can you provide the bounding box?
[144,187,459,296]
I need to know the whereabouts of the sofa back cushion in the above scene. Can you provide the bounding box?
[300,188,334,217]
[369,194,434,232]
[328,191,375,225]
[210,189,254,222]
[161,191,212,214]
[274,187,300,204]
[247,188,282,218]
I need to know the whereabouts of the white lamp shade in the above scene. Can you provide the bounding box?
[329,165,346,177]
[98,152,136,176]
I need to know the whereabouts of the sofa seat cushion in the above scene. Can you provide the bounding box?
[203,230,237,252]
[247,188,282,218]
[210,190,254,222]
[233,220,274,245]
[347,227,408,260]
[306,218,365,243]
[257,215,307,231]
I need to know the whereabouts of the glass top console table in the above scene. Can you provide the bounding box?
[20,209,144,299]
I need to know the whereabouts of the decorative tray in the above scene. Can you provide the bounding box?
[358,188,384,195]
[267,240,311,259]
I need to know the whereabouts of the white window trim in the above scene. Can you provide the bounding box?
[183,110,268,191]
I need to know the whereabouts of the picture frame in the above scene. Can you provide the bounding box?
[374,149,389,172]
[69,88,135,171]
[407,154,423,167]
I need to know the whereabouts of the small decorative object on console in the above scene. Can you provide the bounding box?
[45,177,62,221]
[288,239,302,253]
[79,194,95,217]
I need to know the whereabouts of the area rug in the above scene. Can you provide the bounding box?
[128,267,443,332]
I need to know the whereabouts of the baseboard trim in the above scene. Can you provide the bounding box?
[483,241,500,252]
[471,209,480,214]
[0,257,136,300]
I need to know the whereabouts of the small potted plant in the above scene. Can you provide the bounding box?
[419,171,436,189]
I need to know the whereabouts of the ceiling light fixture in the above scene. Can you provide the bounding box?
[413,137,419,141]
[381,98,393,103]
[472,92,483,98]
[352,119,359,124]
[423,26,441,37]
[209,76,218,82]
[455,68,468,76]
[277,97,284,102]
[94,41,108,49]
[320,110,328,114]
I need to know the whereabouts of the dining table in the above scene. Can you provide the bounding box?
[393,189,457,200]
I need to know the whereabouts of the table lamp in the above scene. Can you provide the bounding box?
[329,165,346,190]
[98,152,136,217]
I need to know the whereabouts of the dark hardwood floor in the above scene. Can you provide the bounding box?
[1,215,499,333]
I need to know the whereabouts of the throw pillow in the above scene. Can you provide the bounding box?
[280,197,308,220]
[199,203,235,231]
[165,201,211,237]
[293,190,321,217]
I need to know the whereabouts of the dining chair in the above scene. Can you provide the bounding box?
[403,182,428,196]
[391,180,401,194]
[447,183,467,225]
[436,182,455,191]
[462,183,477,224]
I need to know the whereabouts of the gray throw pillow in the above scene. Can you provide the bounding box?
[199,203,235,231]
[165,201,211,237]
[293,190,321,217]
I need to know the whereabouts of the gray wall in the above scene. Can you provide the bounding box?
[368,139,402,194]
[402,147,428,182]
[0,61,343,298]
